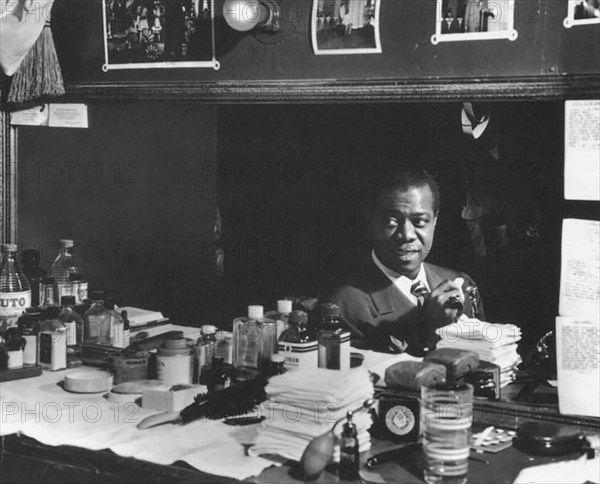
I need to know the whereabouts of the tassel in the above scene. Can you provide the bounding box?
[8,22,64,104]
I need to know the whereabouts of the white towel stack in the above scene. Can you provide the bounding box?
[249,367,374,462]
[436,317,522,387]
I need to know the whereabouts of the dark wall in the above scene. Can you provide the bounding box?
[51,0,600,84]
[17,103,218,324]
[217,102,565,348]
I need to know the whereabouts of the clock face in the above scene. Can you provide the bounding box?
[385,404,416,436]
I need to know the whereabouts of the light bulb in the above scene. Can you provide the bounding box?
[222,0,269,32]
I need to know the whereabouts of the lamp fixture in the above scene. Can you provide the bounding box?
[222,0,281,32]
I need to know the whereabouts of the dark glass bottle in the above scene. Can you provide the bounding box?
[339,411,360,480]
[317,303,350,371]
[21,249,46,308]
[278,310,318,372]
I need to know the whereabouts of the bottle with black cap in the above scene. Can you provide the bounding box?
[339,411,360,480]
[278,310,318,372]
[317,303,350,371]
[21,249,45,308]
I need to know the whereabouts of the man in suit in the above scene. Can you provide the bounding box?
[329,165,484,355]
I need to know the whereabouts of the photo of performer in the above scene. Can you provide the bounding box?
[312,0,382,55]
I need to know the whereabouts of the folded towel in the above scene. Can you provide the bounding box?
[436,318,521,347]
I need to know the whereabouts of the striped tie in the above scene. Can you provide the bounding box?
[411,281,429,307]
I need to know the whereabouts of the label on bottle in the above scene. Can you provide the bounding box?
[64,321,77,346]
[23,334,37,365]
[318,330,351,371]
[278,341,319,371]
[56,282,72,302]
[39,331,67,371]
[0,290,31,325]
[76,282,88,304]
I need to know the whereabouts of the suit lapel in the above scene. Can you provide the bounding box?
[424,263,444,291]
[367,260,417,316]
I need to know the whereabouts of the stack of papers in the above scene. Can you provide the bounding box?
[249,367,374,462]
[118,307,168,329]
[436,317,522,387]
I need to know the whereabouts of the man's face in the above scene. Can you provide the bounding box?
[370,185,438,279]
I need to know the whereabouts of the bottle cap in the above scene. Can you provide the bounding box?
[41,276,55,284]
[201,324,218,335]
[270,353,285,364]
[277,299,293,315]
[2,243,17,252]
[248,305,264,320]
[21,249,40,266]
[59,239,74,248]
[320,303,340,318]
[288,310,308,324]
[61,296,76,307]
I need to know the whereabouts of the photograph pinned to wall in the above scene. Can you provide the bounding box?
[431,0,518,44]
[102,0,220,71]
[312,0,382,55]
[564,0,600,28]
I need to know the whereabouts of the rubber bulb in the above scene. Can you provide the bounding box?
[300,429,336,480]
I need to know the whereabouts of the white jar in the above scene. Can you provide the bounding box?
[156,339,192,385]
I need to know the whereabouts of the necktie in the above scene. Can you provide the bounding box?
[411,281,432,355]
[410,281,429,307]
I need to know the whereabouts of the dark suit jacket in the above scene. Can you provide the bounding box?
[328,258,485,354]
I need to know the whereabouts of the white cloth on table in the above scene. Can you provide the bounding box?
[0,366,276,480]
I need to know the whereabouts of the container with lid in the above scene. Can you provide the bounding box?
[156,338,192,385]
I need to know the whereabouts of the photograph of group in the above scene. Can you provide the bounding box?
[432,0,517,43]
[102,0,217,70]
[312,0,382,55]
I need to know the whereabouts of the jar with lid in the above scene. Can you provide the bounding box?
[156,338,192,385]
[1,244,32,329]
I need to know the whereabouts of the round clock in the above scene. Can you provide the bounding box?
[385,404,416,436]
[373,392,420,443]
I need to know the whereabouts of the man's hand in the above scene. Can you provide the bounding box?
[421,277,465,330]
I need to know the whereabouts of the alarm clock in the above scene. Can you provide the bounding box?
[372,392,420,443]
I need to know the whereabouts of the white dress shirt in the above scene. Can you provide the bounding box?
[371,250,430,306]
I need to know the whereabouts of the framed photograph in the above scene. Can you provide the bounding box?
[431,0,518,44]
[564,0,600,28]
[312,0,382,55]
[102,0,219,71]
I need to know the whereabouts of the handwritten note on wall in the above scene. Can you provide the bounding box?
[564,100,600,201]
[557,218,600,417]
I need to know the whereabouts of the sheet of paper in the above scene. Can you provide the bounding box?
[556,316,600,418]
[10,104,49,126]
[559,219,600,320]
[48,103,88,128]
[564,100,600,201]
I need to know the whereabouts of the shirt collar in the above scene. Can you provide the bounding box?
[371,250,429,291]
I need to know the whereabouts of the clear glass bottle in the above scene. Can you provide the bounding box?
[265,299,293,339]
[0,244,32,329]
[104,297,123,347]
[50,239,85,304]
[317,303,350,371]
[83,290,112,345]
[214,330,234,365]
[233,305,277,379]
[18,310,41,365]
[39,277,57,310]
[59,296,84,346]
[21,249,45,308]
[69,273,88,305]
[278,310,318,372]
